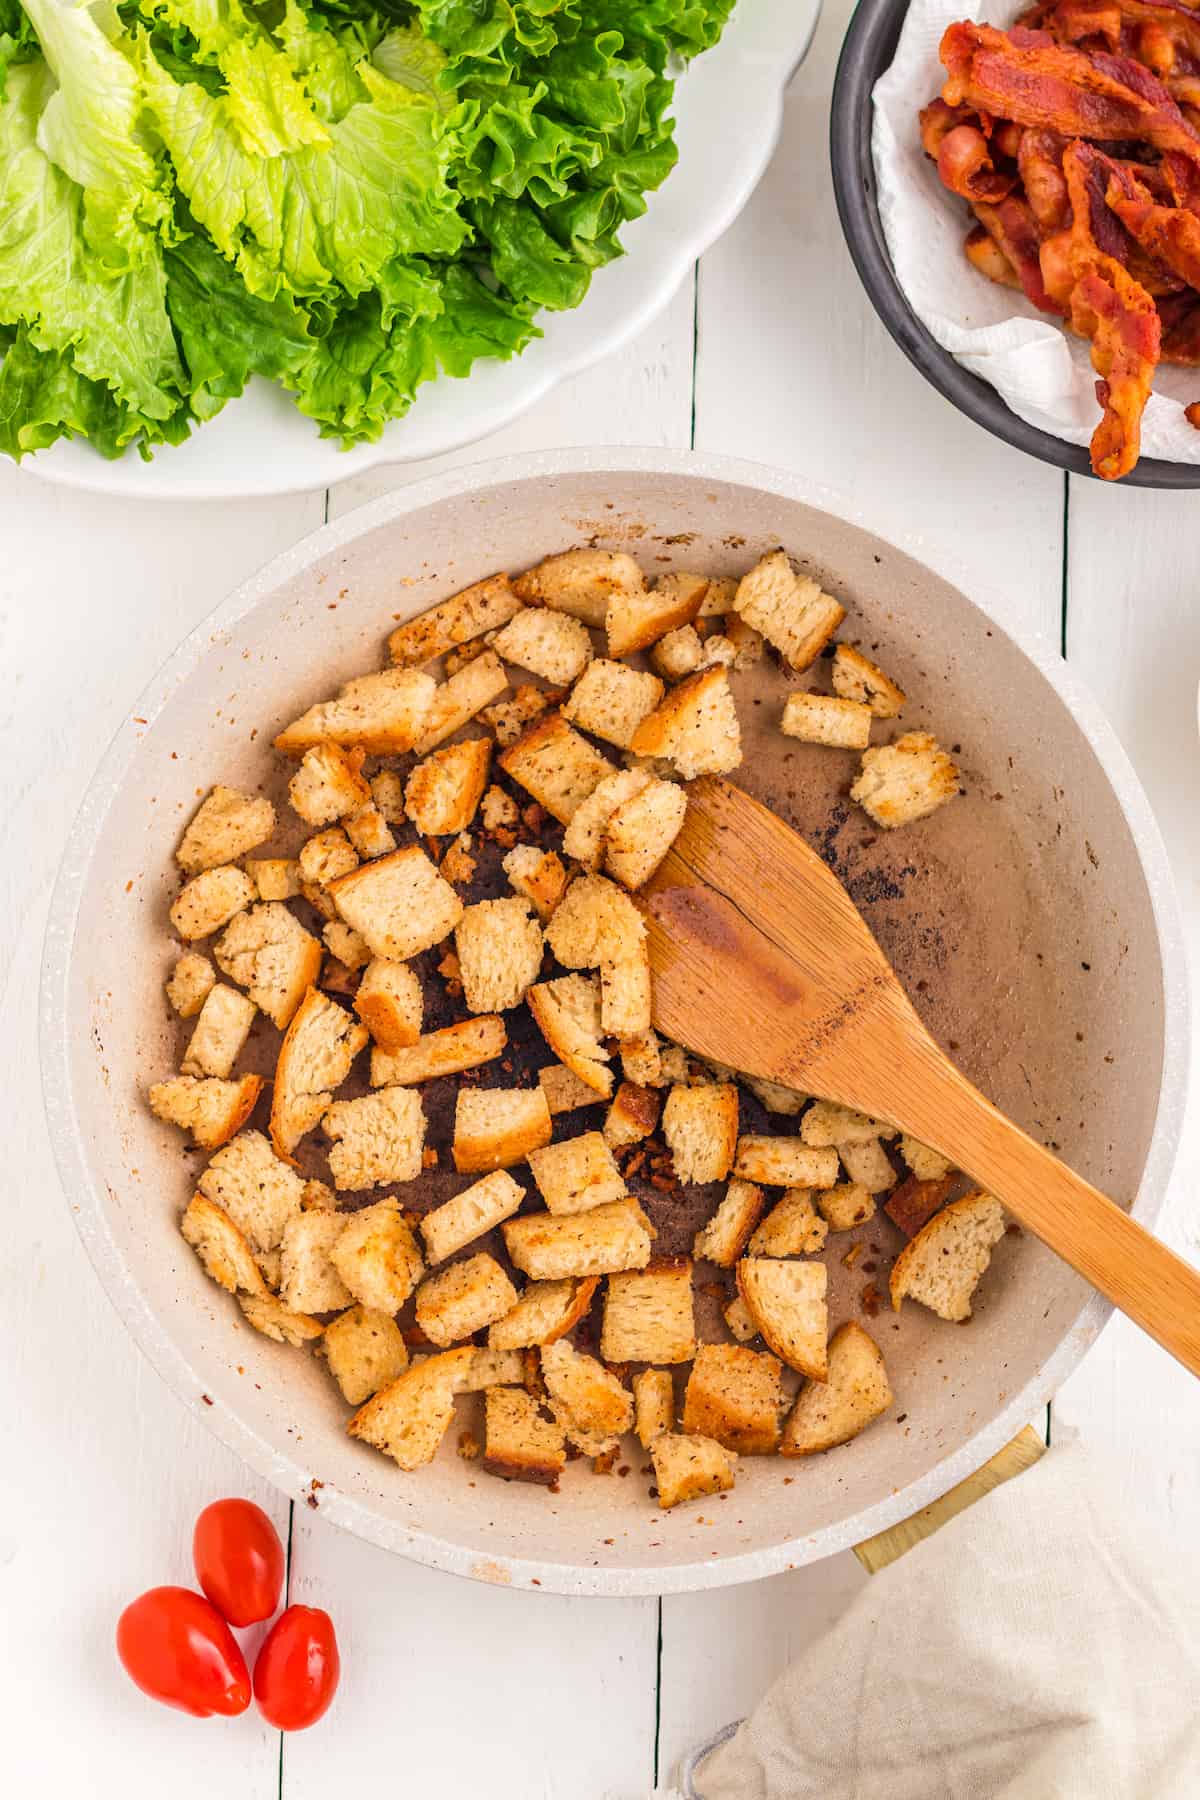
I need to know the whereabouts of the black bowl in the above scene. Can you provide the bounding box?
[829,0,1200,488]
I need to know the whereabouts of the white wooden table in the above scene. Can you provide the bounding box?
[4,1,1199,1789]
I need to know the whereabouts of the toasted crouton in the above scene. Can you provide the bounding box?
[347,1345,475,1470]
[288,743,371,827]
[498,713,616,824]
[651,1432,737,1509]
[323,1086,426,1190]
[276,668,435,757]
[541,1338,633,1455]
[323,925,370,979]
[459,1348,525,1392]
[149,1074,263,1151]
[630,666,742,779]
[602,778,687,891]
[197,1128,304,1255]
[634,1369,675,1446]
[899,1135,952,1182]
[344,803,397,861]
[602,1260,696,1363]
[214,903,321,1031]
[481,684,555,748]
[546,873,645,969]
[620,1030,663,1087]
[527,973,612,1097]
[749,1189,828,1257]
[371,1016,507,1088]
[514,547,645,628]
[737,1259,828,1379]
[404,737,492,837]
[440,833,476,886]
[722,613,765,669]
[604,1081,660,1149]
[170,866,255,942]
[781,691,872,751]
[177,786,275,874]
[280,1210,352,1312]
[321,1304,409,1405]
[181,985,256,1080]
[817,1182,876,1232]
[181,1193,270,1296]
[416,1253,518,1347]
[269,987,368,1160]
[482,1386,566,1486]
[330,846,463,962]
[455,898,543,1013]
[885,1173,956,1239]
[839,1137,899,1194]
[369,769,406,824]
[682,1342,782,1454]
[851,732,960,829]
[540,1063,604,1116]
[301,1178,336,1211]
[599,949,651,1038]
[693,1178,766,1267]
[890,1189,1005,1321]
[562,769,649,871]
[528,1131,627,1216]
[781,1322,893,1456]
[420,1169,526,1265]
[733,550,846,671]
[388,574,521,667]
[607,570,708,660]
[299,828,359,894]
[487,1275,599,1349]
[723,1294,759,1342]
[480,785,519,833]
[502,845,567,923]
[166,951,217,1019]
[722,1072,807,1116]
[329,1197,424,1313]
[663,1083,739,1184]
[353,959,422,1053]
[733,1137,838,1188]
[650,624,706,682]
[452,1086,553,1173]
[503,1198,654,1281]
[238,1292,324,1345]
[413,652,508,756]
[832,643,906,719]
[492,607,593,685]
[562,659,664,750]
[802,1101,898,1147]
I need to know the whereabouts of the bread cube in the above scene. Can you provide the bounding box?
[487,1275,599,1350]
[663,1082,739,1184]
[289,743,371,827]
[736,1258,828,1379]
[177,785,274,873]
[455,897,543,1013]
[692,1178,766,1267]
[733,550,845,671]
[682,1342,782,1454]
[170,865,255,941]
[388,574,521,667]
[832,643,906,718]
[781,1322,893,1456]
[527,1131,627,1216]
[651,1432,738,1509]
[601,1260,696,1363]
[215,902,322,1029]
[404,737,492,837]
[322,1304,409,1405]
[498,712,616,823]
[503,1198,654,1280]
[276,669,435,757]
[452,1086,553,1173]
[330,846,463,962]
[781,691,872,750]
[850,732,960,829]
[514,547,645,628]
[890,1190,1005,1321]
[482,1386,566,1486]
[149,1074,263,1151]
[323,1086,426,1190]
[630,666,741,779]
[416,1252,518,1347]
[562,658,664,749]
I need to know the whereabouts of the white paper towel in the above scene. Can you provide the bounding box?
[871,0,1200,464]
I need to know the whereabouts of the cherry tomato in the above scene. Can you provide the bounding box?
[193,1498,284,1627]
[116,1586,251,1717]
[253,1605,340,1731]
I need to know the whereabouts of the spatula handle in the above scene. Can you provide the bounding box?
[892,1053,1200,1379]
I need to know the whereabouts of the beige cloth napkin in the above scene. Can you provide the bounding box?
[689,1428,1200,1799]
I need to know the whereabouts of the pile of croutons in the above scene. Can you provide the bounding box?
[151,545,1004,1513]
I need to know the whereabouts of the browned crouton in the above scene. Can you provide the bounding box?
[323,1086,426,1190]
[663,1083,739,1184]
[170,865,255,942]
[514,548,645,628]
[620,1030,664,1088]
[604,1081,660,1149]
[498,712,616,824]
[269,987,368,1160]
[503,845,567,922]
[322,922,370,972]
[723,1294,759,1342]
[371,1016,506,1088]
[452,1086,553,1173]
[488,1275,600,1349]
[733,1137,838,1188]
[832,644,906,719]
[603,778,687,891]
[562,659,664,750]
[416,1253,518,1347]
[321,1304,409,1405]
[440,833,476,886]
[413,652,509,756]
[899,1135,952,1182]
[781,1322,893,1456]
[165,951,216,1019]
[354,959,423,1052]
[181,1193,269,1296]
[455,898,543,1013]
[404,737,492,837]
[682,1342,782,1454]
[347,1345,475,1470]
[177,786,274,874]
[181,985,256,1079]
[651,1431,737,1508]
[630,666,742,779]
[369,769,406,824]
[802,1100,897,1146]
[606,570,708,660]
[459,1348,525,1392]
[541,1338,633,1455]
[781,691,872,751]
[299,828,359,894]
[237,1292,324,1345]
[540,1063,604,1116]
[197,1128,303,1255]
[527,973,612,1097]
[528,1131,627,1215]
[289,743,371,827]
[503,1198,654,1281]
[481,684,554,748]
[214,902,322,1029]
[733,551,845,671]
[330,1197,424,1313]
[330,846,463,962]
[546,873,645,968]
[420,1169,526,1265]
[480,784,519,832]
[599,949,651,1038]
[650,624,706,682]
[344,803,397,861]
[839,1138,899,1194]
[737,1258,828,1379]
[492,607,593,685]
[634,1368,675,1446]
[149,1074,263,1151]
[816,1182,876,1232]
[388,574,521,667]
[276,669,435,757]
[890,1190,1005,1320]
[482,1386,566,1486]
[602,1260,696,1363]
[279,1210,352,1312]
[562,769,649,871]
[692,1178,766,1267]
[749,1189,828,1256]
[851,732,960,829]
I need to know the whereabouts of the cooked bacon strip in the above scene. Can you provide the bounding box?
[974,194,1064,310]
[1158,293,1200,360]
[1163,147,1200,211]
[919,98,979,158]
[1039,0,1200,68]
[1018,128,1071,226]
[964,223,1023,286]
[1070,256,1160,477]
[1104,157,1200,286]
[940,22,1200,160]
[936,123,1018,200]
[1048,0,1123,50]
[1185,399,1200,426]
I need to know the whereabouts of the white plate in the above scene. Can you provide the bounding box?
[27,2,819,501]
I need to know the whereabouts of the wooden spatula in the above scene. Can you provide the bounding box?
[641,777,1200,1378]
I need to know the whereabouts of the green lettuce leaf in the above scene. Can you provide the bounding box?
[165,232,316,418]
[0,321,192,457]
[0,0,41,99]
